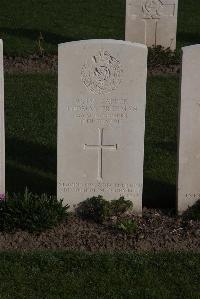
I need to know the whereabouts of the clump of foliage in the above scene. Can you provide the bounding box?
[115,218,138,234]
[0,189,69,233]
[76,195,110,223]
[182,200,200,221]
[76,196,133,223]
[148,45,180,68]
[110,197,133,216]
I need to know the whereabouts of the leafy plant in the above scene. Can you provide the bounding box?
[115,218,138,234]
[76,195,110,223]
[110,197,133,216]
[0,189,69,233]
[148,45,180,68]
[77,196,134,223]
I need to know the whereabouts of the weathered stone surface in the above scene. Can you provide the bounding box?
[57,40,147,213]
[178,45,200,213]
[0,40,5,196]
[125,0,178,50]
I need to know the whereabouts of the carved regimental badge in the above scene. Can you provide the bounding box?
[81,50,123,95]
[142,0,162,19]
[142,0,176,19]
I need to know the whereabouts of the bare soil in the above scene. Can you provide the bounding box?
[4,55,57,73]
[0,209,199,252]
[148,64,180,75]
[3,55,180,75]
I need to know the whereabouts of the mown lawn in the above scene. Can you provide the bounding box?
[0,0,199,55]
[0,251,199,299]
[5,74,178,209]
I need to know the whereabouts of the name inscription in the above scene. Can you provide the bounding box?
[66,97,137,125]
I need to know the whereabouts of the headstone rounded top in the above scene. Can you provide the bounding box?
[58,39,147,51]
[182,44,200,53]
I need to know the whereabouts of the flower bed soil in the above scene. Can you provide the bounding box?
[3,55,180,75]
[4,55,57,73]
[0,209,199,252]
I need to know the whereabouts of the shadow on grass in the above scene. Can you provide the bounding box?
[0,27,79,46]
[143,178,176,210]
[6,162,56,195]
[5,138,176,209]
[6,137,56,195]
[177,32,200,46]
[143,139,177,209]
[6,137,56,173]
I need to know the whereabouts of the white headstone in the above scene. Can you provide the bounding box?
[125,0,178,50]
[0,40,5,196]
[178,45,200,213]
[57,40,147,213]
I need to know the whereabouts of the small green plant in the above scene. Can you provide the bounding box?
[115,218,138,234]
[110,197,133,216]
[76,195,110,223]
[0,189,69,233]
[36,32,45,56]
[77,196,134,223]
[148,45,180,68]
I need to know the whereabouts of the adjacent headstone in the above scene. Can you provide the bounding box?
[178,45,200,213]
[57,40,147,213]
[125,0,178,50]
[0,40,5,196]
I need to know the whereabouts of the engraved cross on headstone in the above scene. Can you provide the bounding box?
[84,128,117,181]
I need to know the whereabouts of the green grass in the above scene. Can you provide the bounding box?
[5,74,178,209]
[5,74,57,194]
[0,0,199,55]
[0,0,125,56]
[144,76,178,208]
[0,251,199,299]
